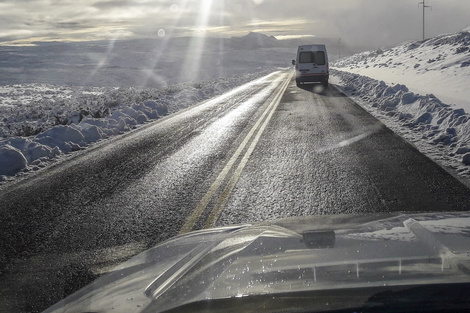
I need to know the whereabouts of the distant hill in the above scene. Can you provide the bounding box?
[0,31,362,87]
[227,32,281,49]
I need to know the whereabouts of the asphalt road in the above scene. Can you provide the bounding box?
[1,70,470,312]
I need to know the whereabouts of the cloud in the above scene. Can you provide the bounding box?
[1,0,469,48]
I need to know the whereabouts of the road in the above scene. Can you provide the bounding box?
[1,70,470,312]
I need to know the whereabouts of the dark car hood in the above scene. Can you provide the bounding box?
[44,212,470,313]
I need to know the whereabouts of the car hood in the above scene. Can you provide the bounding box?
[44,212,470,313]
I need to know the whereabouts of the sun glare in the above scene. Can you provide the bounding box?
[180,0,215,82]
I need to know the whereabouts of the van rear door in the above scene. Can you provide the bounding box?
[295,45,329,86]
[298,50,326,73]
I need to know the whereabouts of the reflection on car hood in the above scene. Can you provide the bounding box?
[44,212,470,313]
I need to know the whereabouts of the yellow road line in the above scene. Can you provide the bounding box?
[179,71,293,234]
[204,73,292,228]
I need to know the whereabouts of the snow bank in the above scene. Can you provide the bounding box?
[0,145,27,176]
[332,69,470,178]
[331,26,470,180]
[333,27,470,111]
[0,70,278,180]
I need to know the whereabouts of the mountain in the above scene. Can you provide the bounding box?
[227,32,281,49]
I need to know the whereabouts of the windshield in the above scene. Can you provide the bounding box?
[0,1,470,313]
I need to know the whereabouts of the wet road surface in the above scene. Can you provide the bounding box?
[1,70,470,312]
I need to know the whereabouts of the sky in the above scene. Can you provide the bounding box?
[0,0,469,48]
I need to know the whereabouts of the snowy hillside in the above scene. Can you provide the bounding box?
[332,27,470,181]
[334,27,470,110]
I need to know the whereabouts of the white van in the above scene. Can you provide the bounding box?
[292,45,329,87]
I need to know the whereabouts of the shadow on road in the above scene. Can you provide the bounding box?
[296,82,347,98]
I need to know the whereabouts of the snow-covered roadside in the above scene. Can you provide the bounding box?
[330,26,470,183]
[330,69,470,182]
[0,69,281,182]
[334,27,470,112]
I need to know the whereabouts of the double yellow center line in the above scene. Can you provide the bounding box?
[179,71,293,234]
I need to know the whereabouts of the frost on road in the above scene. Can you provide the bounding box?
[217,81,470,226]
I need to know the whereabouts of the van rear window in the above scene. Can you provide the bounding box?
[299,51,326,65]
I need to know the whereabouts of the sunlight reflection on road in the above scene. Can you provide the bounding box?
[317,128,381,153]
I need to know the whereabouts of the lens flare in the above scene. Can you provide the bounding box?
[139,0,190,88]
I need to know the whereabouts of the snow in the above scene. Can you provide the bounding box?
[331,27,470,181]
[0,70,283,181]
[1,29,470,184]
[0,145,27,176]
[334,28,470,111]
